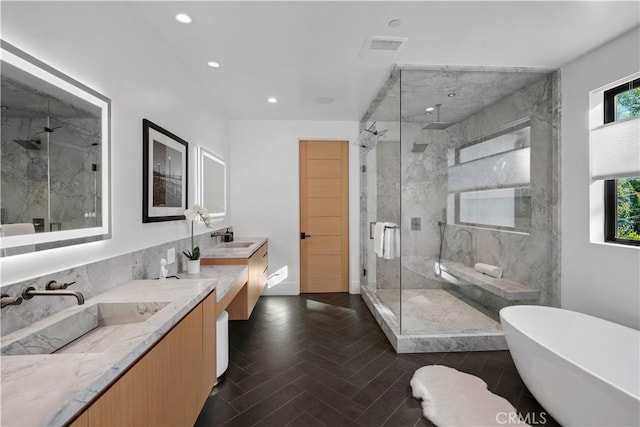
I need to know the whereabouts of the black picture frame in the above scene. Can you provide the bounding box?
[142,119,189,223]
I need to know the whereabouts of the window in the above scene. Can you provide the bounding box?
[605,177,640,245]
[447,119,531,232]
[603,78,640,246]
[604,78,640,123]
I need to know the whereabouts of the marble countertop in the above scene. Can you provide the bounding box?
[201,237,267,259]
[0,265,247,427]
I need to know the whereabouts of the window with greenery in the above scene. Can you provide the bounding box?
[603,78,640,246]
[605,177,640,245]
[604,78,640,123]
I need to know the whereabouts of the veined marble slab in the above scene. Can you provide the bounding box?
[200,237,267,259]
[361,287,508,353]
[376,289,502,334]
[0,265,247,427]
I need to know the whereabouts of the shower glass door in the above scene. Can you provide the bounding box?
[359,70,402,332]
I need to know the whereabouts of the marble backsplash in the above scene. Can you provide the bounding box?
[0,228,231,335]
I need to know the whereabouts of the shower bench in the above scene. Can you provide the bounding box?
[437,261,540,301]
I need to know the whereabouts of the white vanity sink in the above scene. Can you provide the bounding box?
[1,301,169,356]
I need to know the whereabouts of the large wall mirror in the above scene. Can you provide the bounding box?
[0,41,111,256]
[196,147,226,219]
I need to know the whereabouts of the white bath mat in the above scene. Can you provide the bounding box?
[410,365,529,427]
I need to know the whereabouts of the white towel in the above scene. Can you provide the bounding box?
[373,222,386,258]
[0,223,36,256]
[474,262,503,278]
[382,224,400,259]
[0,223,35,237]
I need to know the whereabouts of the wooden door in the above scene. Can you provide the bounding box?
[300,140,349,293]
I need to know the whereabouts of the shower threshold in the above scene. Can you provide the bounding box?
[361,287,508,353]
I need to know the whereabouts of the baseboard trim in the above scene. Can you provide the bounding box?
[350,280,361,294]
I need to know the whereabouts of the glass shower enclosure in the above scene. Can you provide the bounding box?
[359,66,560,353]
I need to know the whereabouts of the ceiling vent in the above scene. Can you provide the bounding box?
[360,36,408,59]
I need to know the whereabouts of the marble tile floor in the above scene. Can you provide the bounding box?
[361,287,507,352]
[375,289,503,335]
[195,294,558,426]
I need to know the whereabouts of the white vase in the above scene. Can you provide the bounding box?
[187,259,200,275]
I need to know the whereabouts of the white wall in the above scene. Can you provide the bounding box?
[230,120,360,295]
[561,27,640,329]
[0,3,231,286]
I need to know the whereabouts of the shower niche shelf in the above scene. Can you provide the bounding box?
[437,261,539,301]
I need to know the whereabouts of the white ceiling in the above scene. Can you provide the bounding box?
[3,1,639,122]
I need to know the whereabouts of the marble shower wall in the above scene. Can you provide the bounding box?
[1,116,101,231]
[398,123,450,290]
[0,228,231,335]
[401,72,560,307]
[1,117,48,227]
[364,68,560,309]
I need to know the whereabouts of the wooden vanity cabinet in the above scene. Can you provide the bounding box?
[201,242,268,320]
[70,291,217,427]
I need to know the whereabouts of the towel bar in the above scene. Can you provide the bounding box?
[370,222,399,240]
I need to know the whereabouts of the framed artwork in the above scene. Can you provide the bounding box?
[142,119,188,222]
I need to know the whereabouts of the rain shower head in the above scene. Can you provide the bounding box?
[422,104,453,130]
[411,143,429,153]
[422,122,452,130]
[13,139,41,150]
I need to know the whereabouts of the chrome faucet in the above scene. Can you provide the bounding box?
[22,284,85,305]
[1,293,23,309]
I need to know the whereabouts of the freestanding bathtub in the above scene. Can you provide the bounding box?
[500,305,640,426]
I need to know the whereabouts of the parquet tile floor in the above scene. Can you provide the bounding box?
[195,294,558,426]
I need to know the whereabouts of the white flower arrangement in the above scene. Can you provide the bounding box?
[183,204,214,260]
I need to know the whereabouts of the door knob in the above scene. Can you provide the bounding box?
[300,232,312,240]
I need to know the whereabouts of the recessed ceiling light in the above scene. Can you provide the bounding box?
[314,96,334,105]
[425,107,435,112]
[447,93,456,97]
[388,19,402,28]
[268,97,277,104]
[175,13,192,24]
[207,61,220,68]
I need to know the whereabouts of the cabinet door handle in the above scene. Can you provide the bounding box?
[300,232,312,240]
